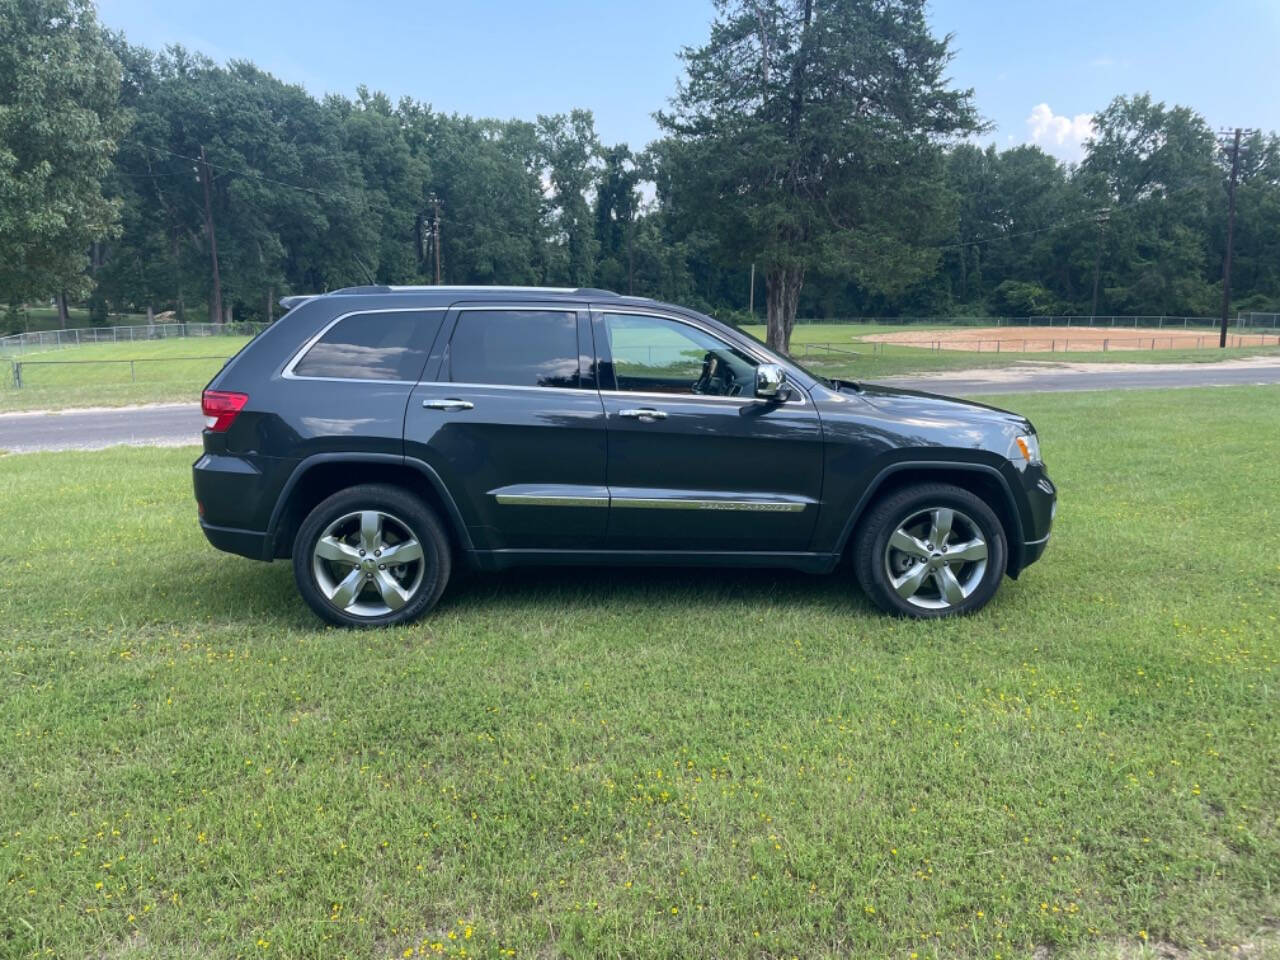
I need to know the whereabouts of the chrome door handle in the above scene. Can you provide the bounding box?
[422,398,474,411]
[619,407,667,420]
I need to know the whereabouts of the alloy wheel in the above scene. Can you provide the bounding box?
[882,506,989,611]
[311,510,426,618]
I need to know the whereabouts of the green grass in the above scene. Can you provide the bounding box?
[0,337,253,412]
[1,387,1277,959]
[738,322,1280,379]
[4,323,1279,412]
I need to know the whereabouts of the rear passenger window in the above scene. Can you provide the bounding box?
[292,310,442,381]
[448,310,579,388]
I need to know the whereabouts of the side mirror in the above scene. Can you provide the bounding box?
[755,363,786,400]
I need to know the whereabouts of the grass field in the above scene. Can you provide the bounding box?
[3,324,1280,414]
[1,387,1277,959]
[0,338,252,412]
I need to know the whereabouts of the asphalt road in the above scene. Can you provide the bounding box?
[2,362,1278,453]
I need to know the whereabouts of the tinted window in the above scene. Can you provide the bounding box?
[293,310,441,381]
[604,313,758,397]
[449,310,579,388]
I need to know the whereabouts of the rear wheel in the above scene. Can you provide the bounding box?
[293,484,450,628]
[854,483,1007,618]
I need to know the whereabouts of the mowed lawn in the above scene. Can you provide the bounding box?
[5,325,1280,413]
[1,387,1277,959]
[0,338,251,412]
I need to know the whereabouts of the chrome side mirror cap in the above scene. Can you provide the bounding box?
[755,363,786,399]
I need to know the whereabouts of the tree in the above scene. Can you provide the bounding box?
[656,0,980,351]
[1081,94,1218,315]
[0,0,127,320]
[537,109,601,286]
[594,144,641,293]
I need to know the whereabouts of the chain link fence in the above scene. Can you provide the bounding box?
[0,321,266,357]
[789,314,1257,328]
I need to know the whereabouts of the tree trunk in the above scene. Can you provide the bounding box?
[764,265,804,354]
[223,303,234,324]
[56,291,70,328]
[266,286,274,324]
[146,305,155,325]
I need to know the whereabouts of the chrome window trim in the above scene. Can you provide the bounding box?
[593,308,806,405]
[282,306,448,383]
[419,380,599,395]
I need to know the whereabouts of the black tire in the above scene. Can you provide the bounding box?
[853,482,1007,619]
[292,483,451,628]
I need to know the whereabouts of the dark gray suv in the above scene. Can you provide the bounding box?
[194,286,1055,626]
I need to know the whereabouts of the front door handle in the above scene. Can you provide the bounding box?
[422,398,474,411]
[619,407,667,421]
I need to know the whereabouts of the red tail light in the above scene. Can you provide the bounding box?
[202,389,248,432]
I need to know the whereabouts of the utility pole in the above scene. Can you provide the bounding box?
[427,192,443,285]
[1089,208,1110,319]
[1218,128,1251,348]
[749,262,755,317]
[198,145,223,325]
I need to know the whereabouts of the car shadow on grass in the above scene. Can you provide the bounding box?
[198,554,881,627]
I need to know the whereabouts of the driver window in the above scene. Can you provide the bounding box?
[602,313,759,397]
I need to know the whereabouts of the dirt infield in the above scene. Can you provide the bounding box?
[861,325,1280,353]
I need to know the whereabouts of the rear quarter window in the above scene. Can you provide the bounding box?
[291,310,444,381]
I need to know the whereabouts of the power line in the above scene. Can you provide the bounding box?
[120,140,358,204]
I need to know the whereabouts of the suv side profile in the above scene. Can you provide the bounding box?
[194,286,1055,626]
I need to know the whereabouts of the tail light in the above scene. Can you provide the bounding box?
[202,389,248,432]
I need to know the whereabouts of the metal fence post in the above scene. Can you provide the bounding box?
[13,362,21,388]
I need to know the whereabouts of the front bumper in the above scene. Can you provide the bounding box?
[1013,465,1056,573]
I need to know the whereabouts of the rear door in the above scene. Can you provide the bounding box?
[404,304,608,551]
[593,309,824,552]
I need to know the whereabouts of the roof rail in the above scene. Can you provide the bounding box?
[323,284,622,297]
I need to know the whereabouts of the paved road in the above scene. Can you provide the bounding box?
[2,362,1278,453]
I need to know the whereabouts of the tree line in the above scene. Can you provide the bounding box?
[3,0,1278,350]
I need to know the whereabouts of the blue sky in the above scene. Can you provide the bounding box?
[98,0,1280,164]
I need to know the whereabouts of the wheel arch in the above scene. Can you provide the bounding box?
[266,453,472,560]
[836,461,1027,576]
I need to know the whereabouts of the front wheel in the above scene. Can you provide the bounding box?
[854,483,1007,618]
[293,484,451,628]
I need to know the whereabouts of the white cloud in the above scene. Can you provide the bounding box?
[1025,103,1095,164]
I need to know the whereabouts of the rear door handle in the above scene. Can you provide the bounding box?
[422,398,474,411]
[619,407,667,420]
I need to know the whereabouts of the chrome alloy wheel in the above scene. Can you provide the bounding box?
[311,510,426,618]
[883,507,989,611]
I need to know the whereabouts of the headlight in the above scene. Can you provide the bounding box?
[1013,434,1042,465]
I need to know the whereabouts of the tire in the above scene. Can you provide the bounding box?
[292,483,451,628]
[853,482,1007,619]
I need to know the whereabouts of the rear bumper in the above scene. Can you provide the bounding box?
[193,450,295,561]
[199,520,269,561]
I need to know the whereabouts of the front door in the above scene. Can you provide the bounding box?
[404,305,608,551]
[593,310,824,552]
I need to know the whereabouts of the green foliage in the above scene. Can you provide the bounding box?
[0,0,126,302]
[3,10,1280,330]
